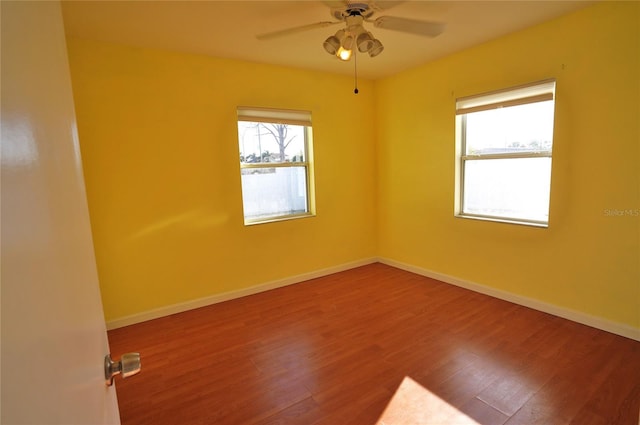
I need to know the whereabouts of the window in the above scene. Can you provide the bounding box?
[236,107,315,225]
[455,79,556,227]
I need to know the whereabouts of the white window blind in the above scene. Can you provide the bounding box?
[456,79,556,115]
[237,107,312,127]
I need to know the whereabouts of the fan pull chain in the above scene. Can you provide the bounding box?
[353,48,359,94]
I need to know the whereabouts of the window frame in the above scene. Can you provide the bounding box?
[454,79,556,227]
[236,107,315,225]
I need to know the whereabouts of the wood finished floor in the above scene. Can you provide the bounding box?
[108,263,640,425]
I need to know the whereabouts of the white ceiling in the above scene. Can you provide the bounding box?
[61,0,594,80]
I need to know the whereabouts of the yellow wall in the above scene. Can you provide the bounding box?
[376,1,639,328]
[67,1,639,329]
[67,39,377,321]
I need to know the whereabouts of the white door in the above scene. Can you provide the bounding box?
[1,1,121,423]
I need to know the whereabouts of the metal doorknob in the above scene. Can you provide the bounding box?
[105,353,141,386]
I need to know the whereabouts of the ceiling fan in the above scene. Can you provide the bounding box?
[256,1,446,61]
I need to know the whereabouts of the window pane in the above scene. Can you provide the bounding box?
[463,157,551,222]
[238,121,306,164]
[465,101,554,155]
[240,166,308,220]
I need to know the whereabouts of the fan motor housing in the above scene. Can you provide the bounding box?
[331,3,374,21]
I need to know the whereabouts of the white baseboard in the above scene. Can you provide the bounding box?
[378,257,640,342]
[106,257,378,330]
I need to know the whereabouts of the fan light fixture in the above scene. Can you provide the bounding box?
[337,46,352,61]
[322,16,383,62]
[322,35,340,55]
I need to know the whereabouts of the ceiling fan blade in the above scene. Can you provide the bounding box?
[373,16,445,37]
[256,21,340,40]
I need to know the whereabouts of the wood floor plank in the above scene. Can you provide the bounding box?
[581,340,640,424]
[252,397,323,425]
[108,263,640,425]
[504,375,591,425]
[460,398,510,425]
